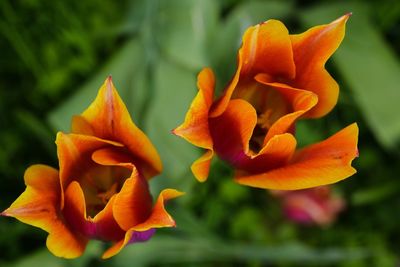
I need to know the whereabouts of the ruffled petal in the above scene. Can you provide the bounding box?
[209,99,257,165]
[173,68,216,182]
[79,77,162,178]
[173,68,215,149]
[91,147,135,169]
[242,133,297,173]
[240,20,295,79]
[56,132,123,191]
[235,123,358,189]
[191,150,214,182]
[254,77,318,144]
[2,165,87,258]
[63,181,125,242]
[211,19,295,117]
[113,168,153,231]
[102,189,184,259]
[291,14,350,118]
[209,99,297,173]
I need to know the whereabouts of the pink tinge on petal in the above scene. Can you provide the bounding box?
[128,228,156,244]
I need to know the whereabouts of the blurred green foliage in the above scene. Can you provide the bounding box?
[1,0,400,266]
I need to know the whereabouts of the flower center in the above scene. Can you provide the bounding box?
[79,164,131,217]
[233,80,290,153]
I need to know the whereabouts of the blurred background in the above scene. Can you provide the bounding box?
[1,0,400,266]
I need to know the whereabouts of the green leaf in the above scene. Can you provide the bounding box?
[352,181,400,206]
[112,235,366,266]
[299,3,400,149]
[156,0,219,70]
[144,59,200,184]
[47,39,145,132]
[1,241,102,267]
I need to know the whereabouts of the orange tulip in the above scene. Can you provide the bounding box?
[2,77,183,259]
[271,186,345,226]
[174,14,358,189]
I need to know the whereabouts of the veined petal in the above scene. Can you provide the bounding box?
[211,19,295,117]
[291,14,350,118]
[113,168,153,231]
[102,189,184,259]
[71,115,94,135]
[80,77,162,178]
[235,123,358,189]
[2,165,87,258]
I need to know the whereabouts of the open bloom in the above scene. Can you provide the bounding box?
[2,77,183,259]
[173,14,358,189]
[271,186,345,226]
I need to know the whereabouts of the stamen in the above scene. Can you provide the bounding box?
[97,182,118,205]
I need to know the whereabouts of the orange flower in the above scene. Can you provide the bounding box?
[1,77,183,259]
[173,14,358,189]
[272,186,345,226]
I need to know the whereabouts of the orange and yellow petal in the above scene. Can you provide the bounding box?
[254,77,318,144]
[56,132,123,191]
[2,165,87,258]
[91,147,134,169]
[173,68,216,182]
[191,150,214,182]
[211,20,295,117]
[113,168,153,231]
[241,133,297,173]
[102,189,184,259]
[235,123,358,190]
[71,115,94,135]
[240,20,295,79]
[79,77,162,178]
[173,68,215,150]
[291,14,350,118]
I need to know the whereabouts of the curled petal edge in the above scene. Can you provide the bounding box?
[102,189,184,259]
[235,123,359,190]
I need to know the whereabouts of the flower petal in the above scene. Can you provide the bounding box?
[63,181,125,242]
[191,150,214,182]
[102,189,183,259]
[254,77,318,144]
[91,147,135,169]
[209,99,296,173]
[71,115,94,135]
[240,20,295,79]
[173,68,215,149]
[1,165,87,258]
[113,168,153,231]
[291,14,350,118]
[209,99,257,165]
[211,19,295,117]
[173,68,216,182]
[241,133,297,173]
[56,132,123,192]
[235,123,358,189]
[80,77,162,178]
